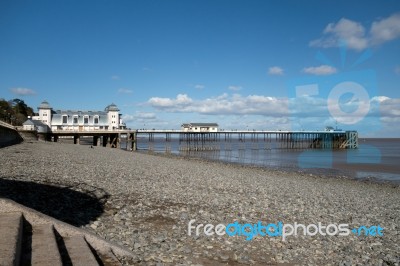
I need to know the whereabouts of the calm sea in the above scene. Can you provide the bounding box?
[130,137,400,185]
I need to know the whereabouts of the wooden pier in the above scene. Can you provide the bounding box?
[35,129,358,151]
[137,130,358,151]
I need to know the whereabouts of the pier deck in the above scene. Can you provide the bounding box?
[30,129,359,151]
[139,130,358,151]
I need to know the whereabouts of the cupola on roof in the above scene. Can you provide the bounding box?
[38,100,52,109]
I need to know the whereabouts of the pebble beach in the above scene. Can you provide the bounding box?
[0,141,399,265]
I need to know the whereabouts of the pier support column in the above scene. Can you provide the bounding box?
[53,135,58,142]
[117,134,121,148]
[129,133,137,151]
[93,136,98,146]
[102,135,108,147]
[73,135,80,145]
[109,134,117,148]
[107,135,112,148]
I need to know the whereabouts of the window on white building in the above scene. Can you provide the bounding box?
[84,116,89,124]
[73,117,78,124]
[62,115,67,124]
[94,117,99,124]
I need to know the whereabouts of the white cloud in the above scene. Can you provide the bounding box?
[268,66,284,75]
[376,97,400,117]
[122,115,135,123]
[118,88,133,94]
[228,85,242,91]
[310,13,400,51]
[147,93,288,116]
[123,112,157,123]
[10,87,36,96]
[371,96,390,103]
[309,18,367,50]
[111,75,120,80]
[148,93,193,108]
[302,65,337,75]
[194,84,205,90]
[370,13,400,45]
[144,93,400,136]
[135,112,157,119]
[146,93,400,118]
[289,96,400,135]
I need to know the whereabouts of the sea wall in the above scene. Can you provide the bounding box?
[0,121,23,148]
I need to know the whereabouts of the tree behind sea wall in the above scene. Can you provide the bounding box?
[0,98,35,126]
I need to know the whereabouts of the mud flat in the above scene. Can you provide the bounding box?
[0,141,399,265]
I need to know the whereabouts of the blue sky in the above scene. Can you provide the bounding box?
[1,0,400,137]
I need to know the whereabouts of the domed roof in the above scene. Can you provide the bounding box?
[38,100,52,109]
[105,103,119,112]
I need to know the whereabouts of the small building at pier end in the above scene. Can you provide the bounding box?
[24,100,126,132]
[22,119,49,133]
[181,123,219,132]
